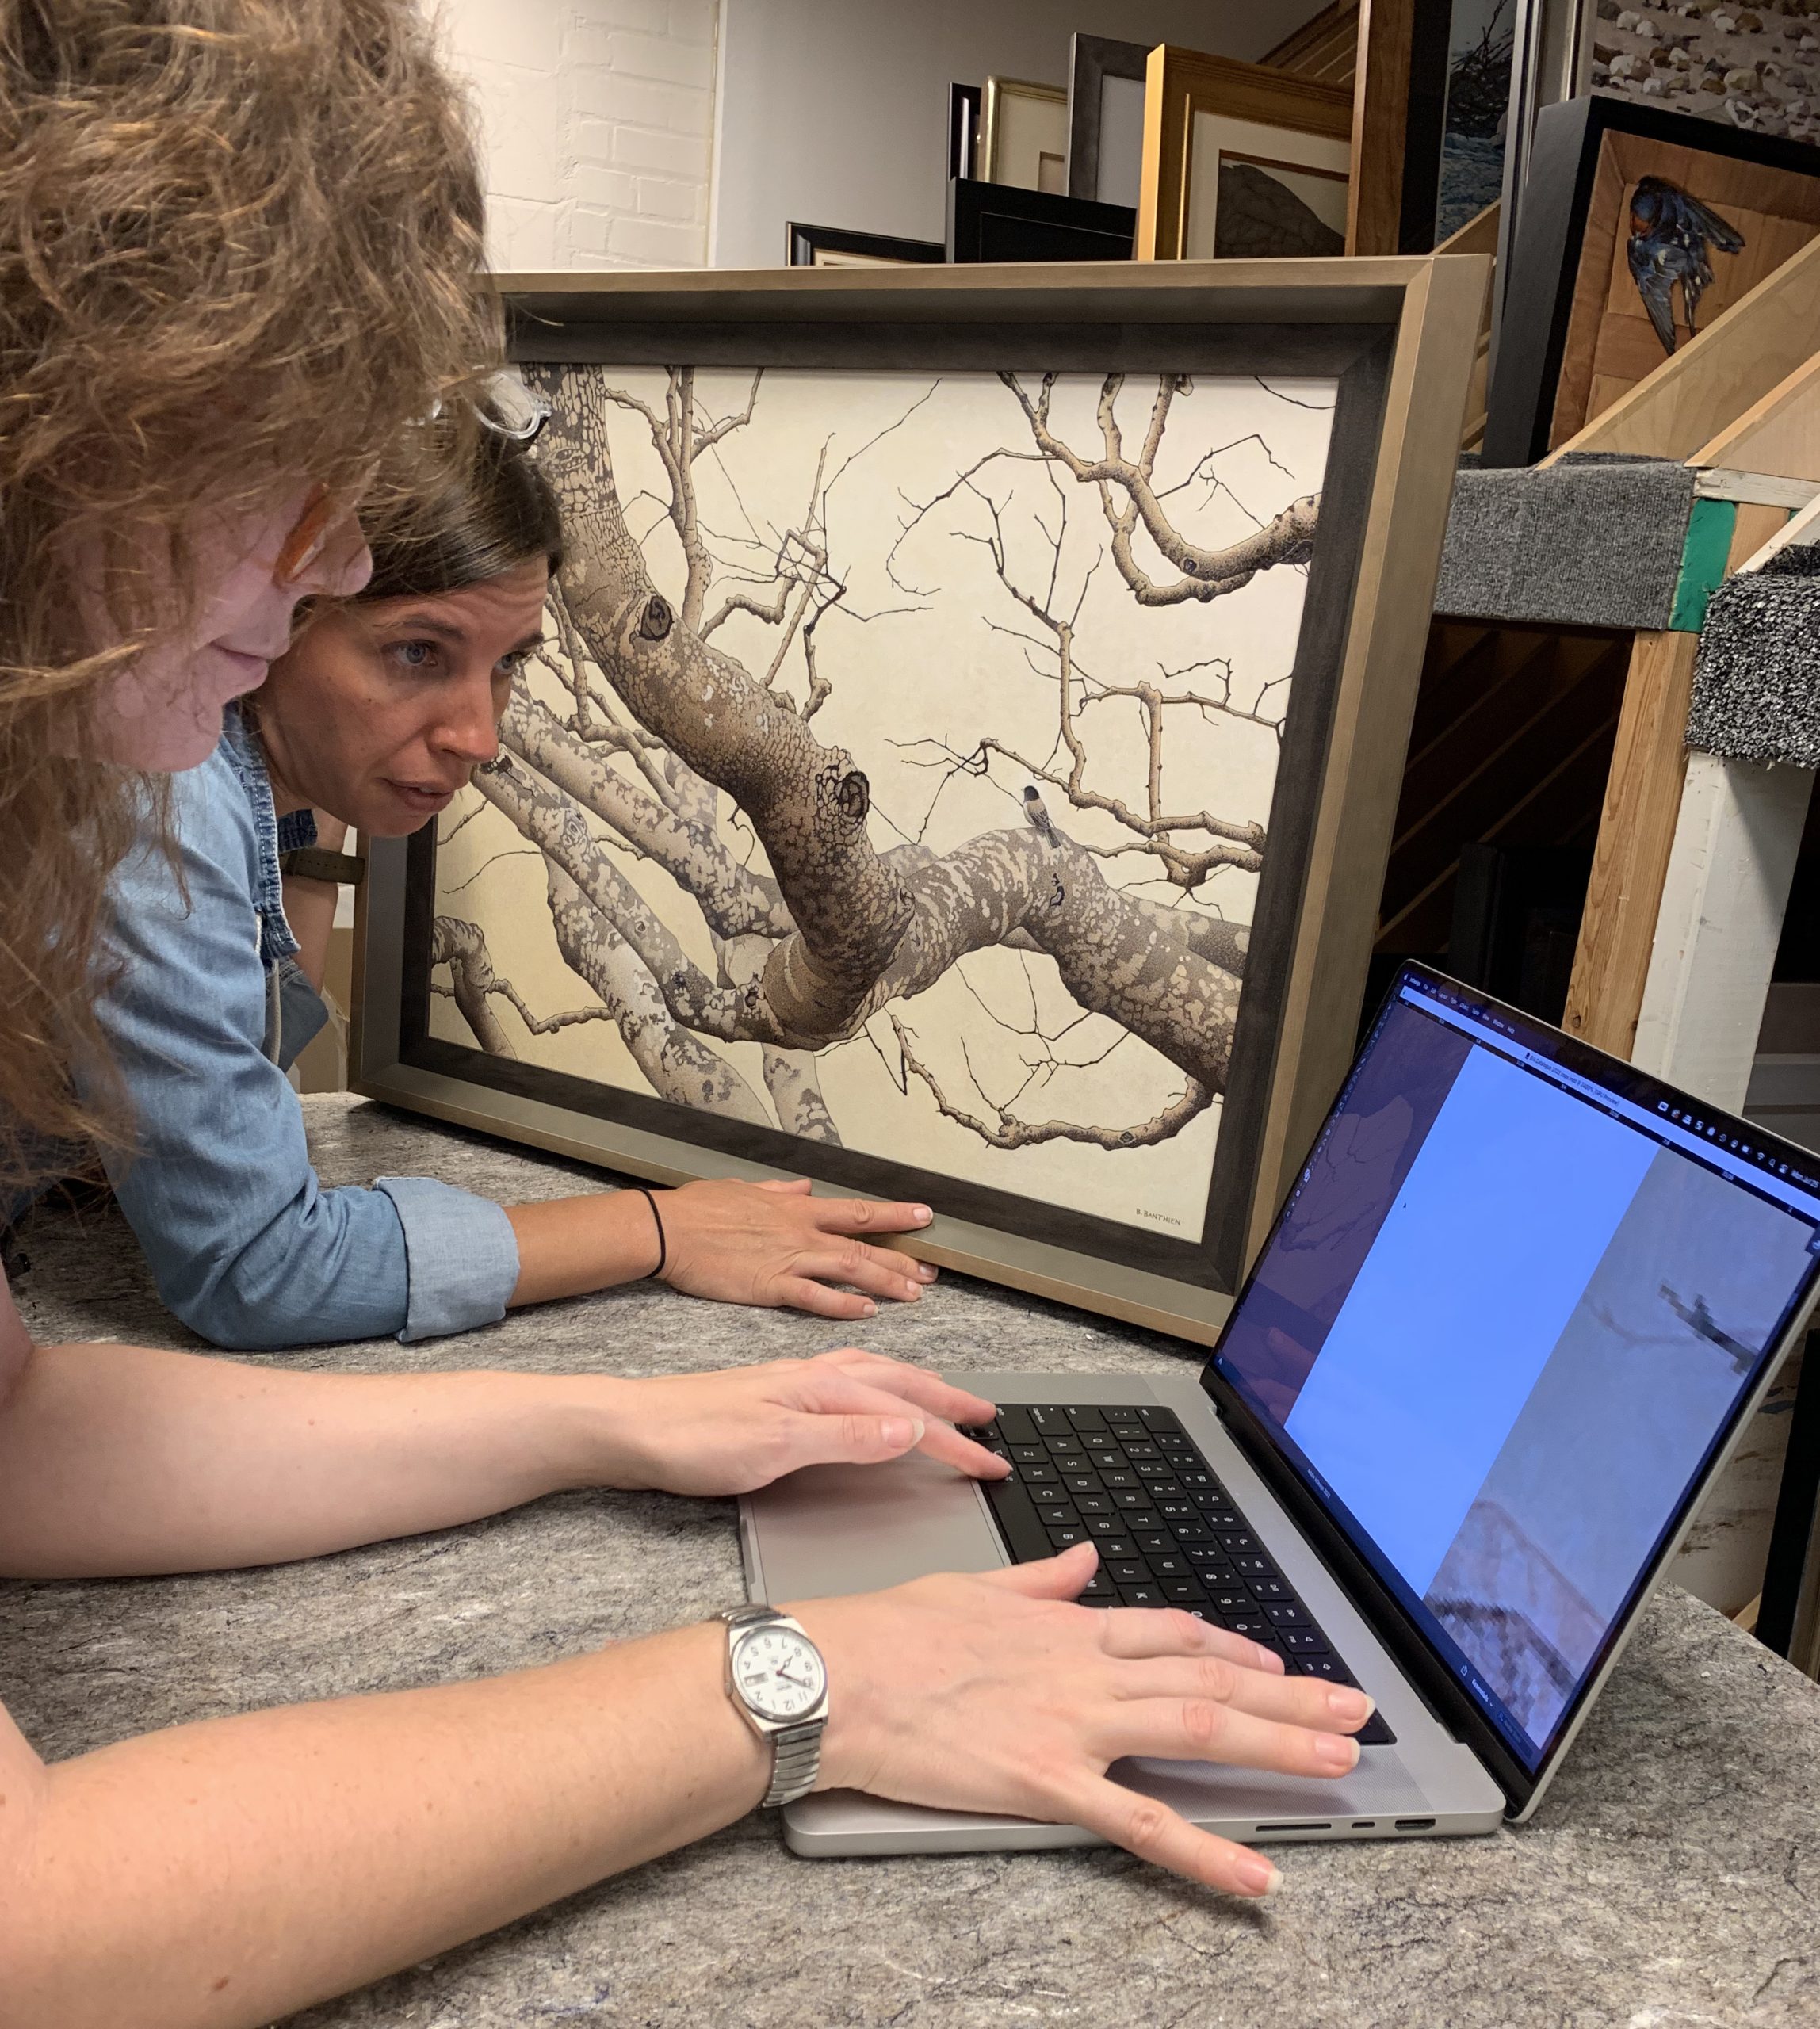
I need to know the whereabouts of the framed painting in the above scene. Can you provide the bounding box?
[1586,0,1820,146]
[1066,34,1151,208]
[946,179,1134,263]
[1137,47,1355,261]
[786,221,943,269]
[350,260,1486,1345]
[978,75,1069,193]
[1482,95,1820,467]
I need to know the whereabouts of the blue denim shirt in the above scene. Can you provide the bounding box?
[92,706,520,1349]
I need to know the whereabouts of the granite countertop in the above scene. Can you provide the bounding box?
[6,1095,1820,2028]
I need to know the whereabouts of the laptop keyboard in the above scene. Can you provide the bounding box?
[959,1401,1396,1748]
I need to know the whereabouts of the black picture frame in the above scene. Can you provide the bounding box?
[1482,95,1820,468]
[949,82,981,185]
[1065,33,1149,206]
[785,221,944,269]
[946,178,1135,263]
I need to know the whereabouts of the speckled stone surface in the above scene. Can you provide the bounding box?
[6,1095,1820,2028]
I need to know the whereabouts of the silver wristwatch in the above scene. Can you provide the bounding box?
[719,1605,828,1808]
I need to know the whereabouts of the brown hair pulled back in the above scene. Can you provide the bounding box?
[0,0,503,1188]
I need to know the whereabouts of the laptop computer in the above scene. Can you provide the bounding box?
[740,961,1820,1854]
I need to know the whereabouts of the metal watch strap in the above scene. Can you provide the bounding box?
[759,1719,824,1809]
[721,1605,826,1809]
[277,848,364,885]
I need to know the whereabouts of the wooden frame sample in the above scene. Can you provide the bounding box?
[786,222,942,269]
[1066,34,1150,207]
[977,75,1067,194]
[946,179,1134,263]
[351,260,1487,1347]
[1138,46,1354,262]
[1483,95,1820,468]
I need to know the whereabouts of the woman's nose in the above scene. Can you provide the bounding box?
[435,682,501,762]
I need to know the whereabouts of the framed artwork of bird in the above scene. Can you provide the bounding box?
[1626,174,1749,356]
[1482,94,1820,468]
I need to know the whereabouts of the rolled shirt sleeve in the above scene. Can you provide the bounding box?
[373,1176,520,1343]
[92,751,520,1350]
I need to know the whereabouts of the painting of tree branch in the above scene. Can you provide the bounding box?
[426,362,1337,1247]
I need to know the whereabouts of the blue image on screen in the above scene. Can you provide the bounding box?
[1217,984,1818,1766]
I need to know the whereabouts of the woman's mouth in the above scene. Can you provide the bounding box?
[384,779,457,816]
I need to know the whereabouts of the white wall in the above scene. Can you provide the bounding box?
[429,0,721,274]
[710,0,1334,269]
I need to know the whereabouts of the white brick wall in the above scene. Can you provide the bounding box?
[429,0,719,273]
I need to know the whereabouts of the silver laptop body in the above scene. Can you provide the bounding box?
[742,964,1820,1855]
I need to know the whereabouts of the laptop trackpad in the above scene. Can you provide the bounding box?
[744,1454,1005,1603]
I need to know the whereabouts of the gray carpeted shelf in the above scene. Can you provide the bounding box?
[1433,452,1820,773]
[1435,453,1699,633]
[1691,545,1820,770]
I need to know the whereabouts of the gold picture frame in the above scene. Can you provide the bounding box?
[350,258,1485,1347]
[1138,46,1354,262]
[978,75,1069,194]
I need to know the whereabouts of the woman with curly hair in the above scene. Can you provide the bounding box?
[0,6,1371,2020]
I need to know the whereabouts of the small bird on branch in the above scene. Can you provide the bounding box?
[1023,784,1058,846]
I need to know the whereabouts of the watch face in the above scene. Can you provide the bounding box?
[731,1624,827,1723]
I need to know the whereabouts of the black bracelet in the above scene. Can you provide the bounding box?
[632,1184,667,1279]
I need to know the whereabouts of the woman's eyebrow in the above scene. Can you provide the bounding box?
[381,612,467,644]
[508,628,547,655]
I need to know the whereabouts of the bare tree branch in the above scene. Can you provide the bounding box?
[998,370,1319,606]
[430,917,619,1057]
[889,1013,1212,1151]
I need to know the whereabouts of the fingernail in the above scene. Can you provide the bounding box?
[918,1262,938,1280]
[882,1417,923,1449]
[1328,1687,1374,1724]
[860,1301,878,1317]
[1314,1733,1359,1773]
[1255,1642,1287,1674]
[1236,1856,1281,1897]
[913,1206,932,1224]
[904,1282,922,1301]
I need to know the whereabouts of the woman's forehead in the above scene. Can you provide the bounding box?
[361,560,550,636]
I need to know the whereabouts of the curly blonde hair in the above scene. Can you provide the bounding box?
[0,0,502,1187]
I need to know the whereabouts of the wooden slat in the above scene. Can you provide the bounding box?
[1561,629,1701,1057]
[1344,0,1413,258]
[1690,352,1820,483]
[1260,2,1360,85]
[1545,233,1820,466]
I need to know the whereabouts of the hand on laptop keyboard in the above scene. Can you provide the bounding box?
[789,1537,1378,1900]
[959,1404,1397,1748]
[588,1348,1012,1494]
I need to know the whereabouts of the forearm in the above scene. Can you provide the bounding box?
[5,1623,766,2029]
[281,872,340,992]
[281,812,348,992]
[0,1340,632,1577]
[505,1188,660,1307]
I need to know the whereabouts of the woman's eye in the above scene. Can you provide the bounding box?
[388,639,438,671]
[496,650,531,680]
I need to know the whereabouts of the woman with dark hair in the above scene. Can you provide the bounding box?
[90,407,947,1350]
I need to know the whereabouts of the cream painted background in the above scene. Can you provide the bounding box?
[431,365,1336,1240]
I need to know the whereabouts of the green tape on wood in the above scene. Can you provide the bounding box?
[1669,496,1738,633]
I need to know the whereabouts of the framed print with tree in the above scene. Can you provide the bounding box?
[946,180,1134,263]
[786,222,943,269]
[978,75,1069,193]
[1137,47,1354,260]
[1482,95,1820,467]
[350,260,1486,1344]
[1065,34,1151,208]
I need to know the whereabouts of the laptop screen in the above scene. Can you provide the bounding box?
[1212,967,1820,1775]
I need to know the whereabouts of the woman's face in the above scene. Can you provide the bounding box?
[93,483,372,772]
[254,557,551,835]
